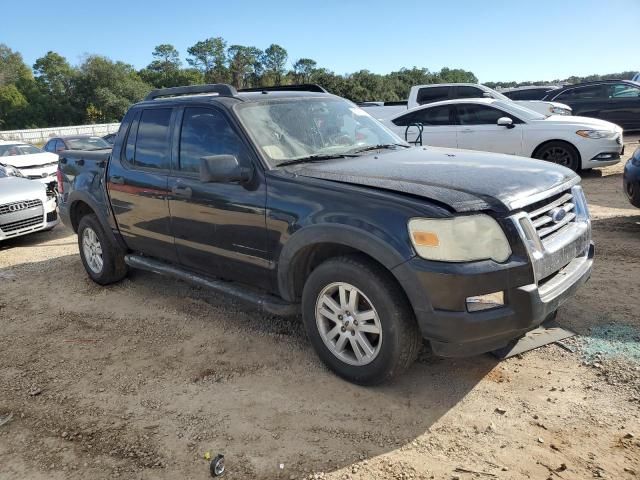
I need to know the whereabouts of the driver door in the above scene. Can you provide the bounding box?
[167,106,270,289]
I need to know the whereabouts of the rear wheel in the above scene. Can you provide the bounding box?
[301,255,421,385]
[534,141,580,172]
[77,214,127,285]
[625,178,640,208]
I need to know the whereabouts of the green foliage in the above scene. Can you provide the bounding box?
[0,38,635,130]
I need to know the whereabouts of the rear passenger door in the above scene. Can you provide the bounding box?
[391,105,457,147]
[168,106,269,288]
[107,107,177,262]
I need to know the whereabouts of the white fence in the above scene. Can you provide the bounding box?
[0,123,121,144]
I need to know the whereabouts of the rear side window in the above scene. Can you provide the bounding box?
[454,86,485,99]
[504,88,551,101]
[456,104,510,125]
[178,107,248,173]
[133,108,172,170]
[608,83,640,98]
[393,105,452,127]
[416,86,449,105]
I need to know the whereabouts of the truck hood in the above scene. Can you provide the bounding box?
[291,147,579,213]
[0,176,46,203]
[0,152,58,168]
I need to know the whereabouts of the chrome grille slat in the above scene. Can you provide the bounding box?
[532,203,575,228]
[538,212,577,238]
[528,193,573,219]
[0,199,42,215]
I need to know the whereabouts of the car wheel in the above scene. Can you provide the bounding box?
[302,255,421,385]
[625,179,640,208]
[77,214,127,285]
[534,141,580,172]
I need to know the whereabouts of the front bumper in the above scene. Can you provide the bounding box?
[580,134,624,169]
[0,195,58,241]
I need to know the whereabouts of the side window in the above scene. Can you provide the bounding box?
[133,108,172,170]
[455,86,485,99]
[123,112,140,164]
[179,107,248,174]
[44,141,54,152]
[392,106,451,127]
[555,85,605,101]
[456,104,508,125]
[416,86,450,105]
[54,140,65,152]
[609,83,640,98]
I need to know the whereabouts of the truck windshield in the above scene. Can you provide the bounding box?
[235,97,406,167]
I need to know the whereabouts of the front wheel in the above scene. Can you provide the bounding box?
[533,141,580,172]
[301,255,421,385]
[77,214,127,285]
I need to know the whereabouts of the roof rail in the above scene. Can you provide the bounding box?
[144,84,238,101]
[238,84,328,93]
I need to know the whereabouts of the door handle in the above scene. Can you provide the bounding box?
[460,128,474,133]
[75,159,85,166]
[110,176,125,185]
[172,185,192,198]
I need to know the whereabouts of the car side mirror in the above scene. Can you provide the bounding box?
[497,117,515,129]
[200,155,252,183]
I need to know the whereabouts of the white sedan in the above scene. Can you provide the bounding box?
[382,98,624,171]
[0,141,59,185]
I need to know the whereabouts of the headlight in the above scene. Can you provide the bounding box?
[550,106,571,115]
[576,129,617,139]
[408,215,511,263]
[0,164,25,177]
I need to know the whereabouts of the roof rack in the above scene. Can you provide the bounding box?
[144,84,238,101]
[238,84,328,93]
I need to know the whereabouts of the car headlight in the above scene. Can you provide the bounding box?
[0,164,25,177]
[408,215,511,263]
[550,106,571,115]
[576,129,617,139]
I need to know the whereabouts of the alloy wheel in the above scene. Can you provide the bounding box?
[82,227,104,274]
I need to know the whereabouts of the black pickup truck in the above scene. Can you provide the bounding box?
[57,84,594,385]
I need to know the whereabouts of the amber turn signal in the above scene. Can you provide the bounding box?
[412,231,439,247]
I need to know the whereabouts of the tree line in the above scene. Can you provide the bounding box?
[0,39,635,130]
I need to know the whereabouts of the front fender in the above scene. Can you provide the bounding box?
[277,223,413,302]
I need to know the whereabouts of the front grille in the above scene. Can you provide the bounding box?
[523,189,576,243]
[0,215,43,232]
[47,210,58,222]
[0,199,42,215]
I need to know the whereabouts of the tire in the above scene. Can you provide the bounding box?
[77,214,127,285]
[533,141,580,172]
[301,255,421,385]
[625,179,640,208]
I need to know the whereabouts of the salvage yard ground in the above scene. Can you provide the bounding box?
[1,139,639,480]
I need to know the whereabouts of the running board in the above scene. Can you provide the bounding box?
[491,320,576,359]
[124,255,300,317]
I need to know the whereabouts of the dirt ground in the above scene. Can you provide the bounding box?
[1,141,639,480]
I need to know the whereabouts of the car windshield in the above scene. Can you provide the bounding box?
[0,144,42,156]
[234,97,406,167]
[495,101,547,120]
[66,137,111,150]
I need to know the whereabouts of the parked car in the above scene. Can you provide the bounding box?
[381,98,623,171]
[541,80,640,131]
[0,164,58,242]
[58,84,593,385]
[362,83,572,124]
[43,135,111,154]
[102,133,117,145]
[502,85,562,101]
[0,140,59,193]
[631,73,640,82]
[623,147,640,208]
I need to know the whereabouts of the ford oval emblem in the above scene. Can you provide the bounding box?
[549,207,567,223]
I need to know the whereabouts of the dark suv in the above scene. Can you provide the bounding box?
[57,84,594,384]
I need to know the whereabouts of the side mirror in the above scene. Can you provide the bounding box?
[200,155,252,183]
[497,117,515,129]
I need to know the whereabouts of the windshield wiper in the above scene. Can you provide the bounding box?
[277,153,357,168]
[348,143,409,154]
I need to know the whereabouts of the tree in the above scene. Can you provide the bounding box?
[227,45,261,89]
[292,58,317,83]
[149,44,181,71]
[187,37,227,82]
[0,44,32,87]
[33,51,80,125]
[0,84,28,129]
[262,44,287,85]
[140,44,203,88]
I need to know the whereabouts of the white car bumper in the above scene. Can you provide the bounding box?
[0,195,58,242]
[578,132,624,169]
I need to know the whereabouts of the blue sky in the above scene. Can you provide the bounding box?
[3,0,638,82]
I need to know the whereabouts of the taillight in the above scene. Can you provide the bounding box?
[56,167,64,194]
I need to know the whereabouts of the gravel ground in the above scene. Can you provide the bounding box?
[1,142,639,479]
